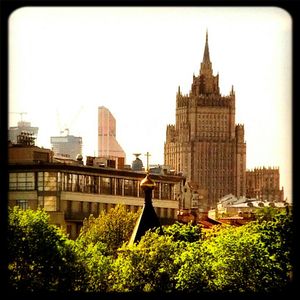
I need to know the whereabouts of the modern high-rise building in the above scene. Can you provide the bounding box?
[164,31,246,209]
[9,121,39,144]
[98,106,126,166]
[50,134,82,160]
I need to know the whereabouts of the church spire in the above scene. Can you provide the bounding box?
[200,29,213,76]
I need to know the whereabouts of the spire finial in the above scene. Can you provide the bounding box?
[200,29,212,77]
[203,29,210,63]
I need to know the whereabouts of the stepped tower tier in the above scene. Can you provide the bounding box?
[190,31,220,96]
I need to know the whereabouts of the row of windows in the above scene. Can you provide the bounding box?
[198,122,228,129]
[198,114,228,120]
[9,172,175,200]
[65,201,173,219]
[14,196,57,212]
[196,132,230,139]
[15,199,175,221]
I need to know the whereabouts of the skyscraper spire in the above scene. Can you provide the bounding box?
[202,30,211,64]
[200,29,213,76]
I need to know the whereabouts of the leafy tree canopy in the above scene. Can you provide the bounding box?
[7,207,86,292]
[76,204,140,255]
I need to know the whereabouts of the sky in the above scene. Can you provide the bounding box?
[8,6,292,202]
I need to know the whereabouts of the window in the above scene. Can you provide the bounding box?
[16,199,28,210]
[38,172,57,191]
[44,196,57,211]
[124,179,134,196]
[100,177,112,195]
[116,178,123,195]
[9,172,35,190]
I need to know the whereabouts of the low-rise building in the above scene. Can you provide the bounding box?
[208,194,290,224]
[8,144,185,239]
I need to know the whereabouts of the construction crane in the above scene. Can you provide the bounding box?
[56,106,84,136]
[10,112,28,122]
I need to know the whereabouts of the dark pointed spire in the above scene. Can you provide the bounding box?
[177,85,181,95]
[231,85,235,96]
[128,172,163,245]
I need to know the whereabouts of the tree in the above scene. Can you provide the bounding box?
[254,206,282,221]
[109,222,203,292]
[76,204,140,255]
[74,241,113,292]
[162,221,202,242]
[175,212,293,293]
[7,207,86,292]
[109,230,182,292]
[73,204,141,291]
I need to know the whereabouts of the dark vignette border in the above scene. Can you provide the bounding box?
[0,0,298,299]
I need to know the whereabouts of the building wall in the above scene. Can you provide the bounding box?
[8,145,53,163]
[246,167,284,202]
[50,135,82,160]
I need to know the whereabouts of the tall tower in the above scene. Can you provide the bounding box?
[164,31,246,209]
[98,106,126,162]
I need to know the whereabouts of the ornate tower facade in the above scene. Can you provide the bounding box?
[164,31,246,208]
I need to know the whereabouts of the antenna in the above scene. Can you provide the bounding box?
[10,112,28,122]
[144,152,151,171]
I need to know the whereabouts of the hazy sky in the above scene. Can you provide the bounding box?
[9,7,292,202]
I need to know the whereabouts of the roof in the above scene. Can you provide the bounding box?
[128,201,163,245]
[128,173,163,245]
[199,217,222,228]
[8,162,185,183]
[230,201,287,208]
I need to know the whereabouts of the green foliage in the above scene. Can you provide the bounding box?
[7,207,86,292]
[109,230,185,292]
[8,205,293,293]
[254,206,283,221]
[161,221,202,242]
[174,240,214,292]
[74,241,113,292]
[252,211,293,287]
[175,211,293,293]
[109,222,202,292]
[73,204,140,291]
[76,204,140,255]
